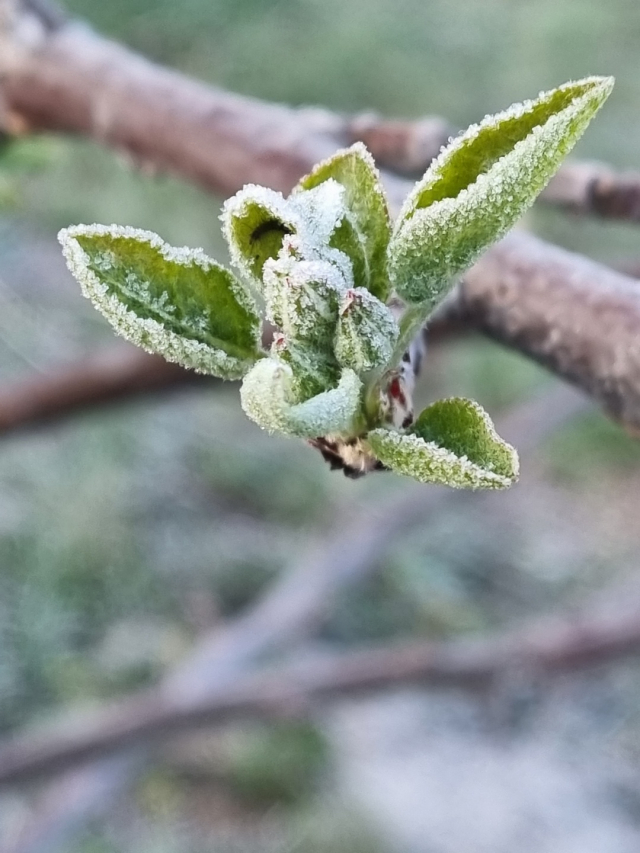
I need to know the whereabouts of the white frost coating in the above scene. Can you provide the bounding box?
[240,358,362,438]
[388,77,613,305]
[367,428,518,490]
[240,358,297,435]
[291,180,356,283]
[288,367,362,437]
[294,141,383,196]
[396,76,613,227]
[263,244,350,342]
[220,178,354,286]
[334,287,399,373]
[289,179,346,246]
[59,222,259,323]
[221,183,298,283]
[58,224,257,380]
[292,142,392,299]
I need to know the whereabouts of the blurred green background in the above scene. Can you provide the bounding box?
[2,1,640,851]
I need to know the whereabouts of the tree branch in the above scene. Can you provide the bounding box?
[0,385,589,792]
[0,345,209,434]
[0,3,639,433]
[454,229,640,431]
[541,161,640,220]
[2,572,639,789]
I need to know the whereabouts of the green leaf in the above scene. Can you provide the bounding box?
[271,334,339,400]
[263,248,345,348]
[334,287,398,374]
[240,358,362,438]
[295,142,392,301]
[59,224,262,379]
[222,180,353,288]
[221,185,298,285]
[388,76,614,307]
[367,397,518,489]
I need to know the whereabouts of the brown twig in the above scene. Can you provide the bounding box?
[455,229,640,432]
[344,112,452,176]
[541,161,640,221]
[3,568,640,788]
[0,384,588,793]
[0,345,208,433]
[0,4,639,434]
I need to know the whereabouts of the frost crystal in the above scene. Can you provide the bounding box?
[263,245,349,346]
[389,76,614,306]
[58,224,260,379]
[367,428,514,489]
[240,358,362,438]
[334,287,399,373]
[368,396,519,489]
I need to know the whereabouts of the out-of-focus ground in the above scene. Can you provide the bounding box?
[2,0,640,850]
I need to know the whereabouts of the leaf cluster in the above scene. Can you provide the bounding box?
[59,77,613,488]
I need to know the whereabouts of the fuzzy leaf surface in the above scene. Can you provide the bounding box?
[240,358,362,438]
[334,287,398,374]
[59,224,261,378]
[295,143,391,300]
[368,397,518,489]
[221,185,298,284]
[389,76,614,307]
[263,249,346,348]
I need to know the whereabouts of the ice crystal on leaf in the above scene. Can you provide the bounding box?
[240,358,362,438]
[59,76,613,488]
[388,76,614,308]
[334,287,398,373]
[58,224,261,379]
[368,398,519,489]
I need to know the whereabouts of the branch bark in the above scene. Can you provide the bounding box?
[0,385,588,792]
[1,4,639,432]
[0,345,208,434]
[3,571,639,789]
[455,229,640,430]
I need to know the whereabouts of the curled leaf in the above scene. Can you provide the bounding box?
[59,224,262,379]
[334,287,398,374]
[295,142,392,300]
[221,185,298,284]
[263,243,347,347]
[388,76,614,306]
[368,397,519,489]
[240,358,362,438]
[222,179,355,288]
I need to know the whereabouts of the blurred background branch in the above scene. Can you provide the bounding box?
[0,0,640,433]
[2,384,590,853]
[1,1,640,853]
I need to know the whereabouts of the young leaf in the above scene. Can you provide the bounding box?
[388,76,614,307]
[263,245,346,347]
[240,358,362,438]
[223,179,354,288]
[221,185,298,284]
[367,397,518,489]
[334,287,398,374]
[294,142,392,301]
[59,224,262,379]
[271,333,339,400]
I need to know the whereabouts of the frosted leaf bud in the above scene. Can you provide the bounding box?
[263,242,347,346]
[271,332,338,400]
[334,287,399,373]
